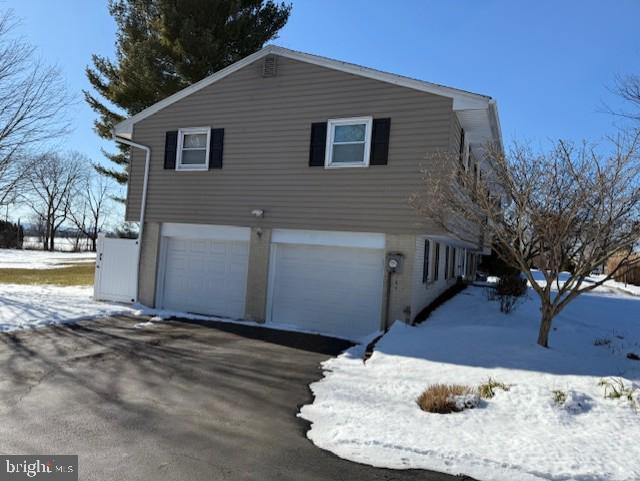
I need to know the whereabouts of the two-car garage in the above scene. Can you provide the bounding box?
[155,224,385,339]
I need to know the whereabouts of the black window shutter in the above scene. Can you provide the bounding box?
[309,122,327,166]
[459,128,466,165]
[422,239,430,283]
[444,246,450,280]
[370,118,391,165]
[164,131,178,169]
[209,128,224,169]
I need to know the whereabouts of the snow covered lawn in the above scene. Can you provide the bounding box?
[590,274,640,297]
[0,248,95,269]
[0,284,133,332]
[300,286,640,481]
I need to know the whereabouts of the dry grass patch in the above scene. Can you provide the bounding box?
[0,263,95,286]
[599,377,635,401]
[478,378,511,399]
[552,389,567,406]
[417,384,477,414]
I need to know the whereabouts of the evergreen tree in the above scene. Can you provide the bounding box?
[85,0,292,187]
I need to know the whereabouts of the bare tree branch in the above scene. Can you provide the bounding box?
[23,151,85,251]
[0,9,72,211]
[411,131,640,348]
[69,170,112,252]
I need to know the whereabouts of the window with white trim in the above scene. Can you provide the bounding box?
[325,117,372,168]
[177,127,210,170]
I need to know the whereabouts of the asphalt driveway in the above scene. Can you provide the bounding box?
[0,316,474,481]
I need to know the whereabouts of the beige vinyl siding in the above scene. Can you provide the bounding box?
[126,55,454,234]
[137,221,161,306]
[450,113,463,153]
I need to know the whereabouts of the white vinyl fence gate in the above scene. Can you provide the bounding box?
[94,233,138,303]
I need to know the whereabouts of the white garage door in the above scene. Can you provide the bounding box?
[268,243,384,339]
[160,237,249,319]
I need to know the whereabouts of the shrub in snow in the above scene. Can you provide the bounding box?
[627,352,640,361]
[593,337,612,346]
[495,274,527,313]
[417,384,478,414]
[478,378,511,399]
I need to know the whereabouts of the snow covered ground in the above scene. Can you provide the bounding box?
[300,285,640,481]
[603,279,640,296]
[587,274,640,297]
[22,236,93,252]
[0,248,95,269]
[0,283,133,332]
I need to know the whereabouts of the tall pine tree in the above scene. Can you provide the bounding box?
[85,0,292,187]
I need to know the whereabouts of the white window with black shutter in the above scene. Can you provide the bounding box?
[164,127,224,171]
[309,117,391,168]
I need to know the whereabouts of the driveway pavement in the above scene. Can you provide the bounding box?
[0,316,475,481]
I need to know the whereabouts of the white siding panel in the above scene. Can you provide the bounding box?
[271,229,385,248]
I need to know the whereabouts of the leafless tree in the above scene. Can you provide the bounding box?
[0,9,71,211]
[24,151,84,251]
[69,172,112,252]
[611,74,640,122]
[27,213,46,246]
[411,132,640,348]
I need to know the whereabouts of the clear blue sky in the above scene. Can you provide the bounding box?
[4,0,639,169]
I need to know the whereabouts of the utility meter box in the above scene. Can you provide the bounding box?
[386,252,404,274]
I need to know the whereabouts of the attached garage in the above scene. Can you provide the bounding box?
[156,224,250,319]
[267,230,385,339]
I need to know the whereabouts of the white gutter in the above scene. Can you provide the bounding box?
[113,134,151,303]
[488,99,504,153]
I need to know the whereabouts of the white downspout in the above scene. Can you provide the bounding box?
[113,134,151,303]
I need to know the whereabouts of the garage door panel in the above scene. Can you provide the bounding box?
[269,244,383,339]
[161,237,248,319]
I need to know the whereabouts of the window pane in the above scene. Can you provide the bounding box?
[183,133,207,148]
[181,149,206,165]
[332,143,365,163]
[334,124,365,142]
